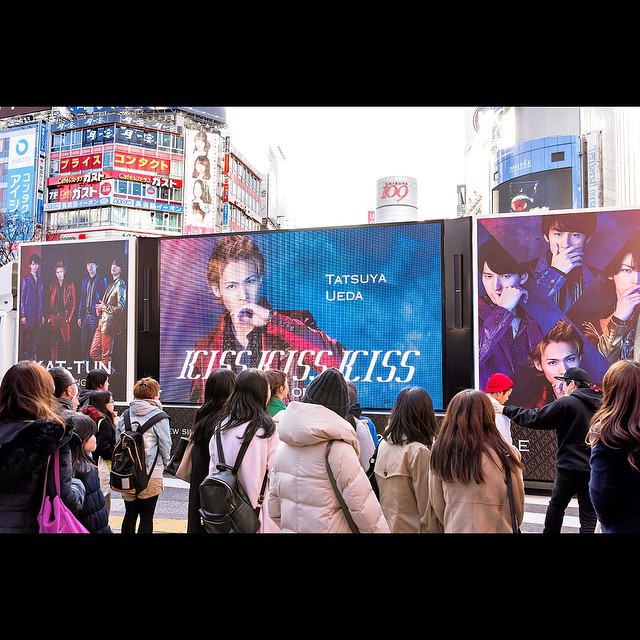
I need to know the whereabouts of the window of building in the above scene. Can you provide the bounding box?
[113,207,127,225]
[170,159,183,176]
[157,131,172,151]
[172,134,184,153]
[71,130,83,149]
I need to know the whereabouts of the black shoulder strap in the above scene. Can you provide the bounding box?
[134,411,169,481]
[122,409,131,431]
[215,425,255,473]
[502,447,519,534]
[136,411,170,435]
[325,440,359,533]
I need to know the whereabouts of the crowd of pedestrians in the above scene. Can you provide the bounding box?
[1,355,640,534]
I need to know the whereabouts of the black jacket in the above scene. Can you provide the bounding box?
[77,389,94,409]
[186,438,209,534]
[81,405,115,462]
[0,418,83,533]
[74,464,112,534]
[503,386,603,472]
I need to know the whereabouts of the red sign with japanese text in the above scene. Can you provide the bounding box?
[113,151,170,174]
[59,153,103,173]
[48,169,180,188]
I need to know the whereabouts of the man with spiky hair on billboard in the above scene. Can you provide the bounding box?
[189,234,345,404]
[20,253,44,360]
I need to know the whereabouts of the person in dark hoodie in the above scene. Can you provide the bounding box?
[497,366,602,533]
[77,368,113,515]
[81,390,116,518]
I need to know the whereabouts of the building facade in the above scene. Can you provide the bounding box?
[463,106,640,216]
[0,106,281,247]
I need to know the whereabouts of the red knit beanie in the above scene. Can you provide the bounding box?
[485,373,514,393]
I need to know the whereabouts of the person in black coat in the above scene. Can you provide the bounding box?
[0,361,84,533]
[187,368,236,534]
[81,390,116,517]
[68,413,112,534]
[587,360,640,533]
[498,366,602,534]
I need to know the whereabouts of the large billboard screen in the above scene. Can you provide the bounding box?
[493,167,574,214]
[477,208,640,480]
[17,239,134,402]
[492,135,582,214]
[159,223,445,410]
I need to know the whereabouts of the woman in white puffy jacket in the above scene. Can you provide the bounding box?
[268,368,389,534]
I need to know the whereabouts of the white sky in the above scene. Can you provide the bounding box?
[224,106,467,229]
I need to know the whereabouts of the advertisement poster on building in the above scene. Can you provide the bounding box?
[477,208,640,479]
[183,129,217,235]
[158,224,444,410]
[17,239,132,401]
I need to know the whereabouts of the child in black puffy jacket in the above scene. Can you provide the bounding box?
[68,413,112,534]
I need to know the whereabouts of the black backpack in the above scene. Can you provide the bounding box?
[110,409,169,496]
[199,426,268,534]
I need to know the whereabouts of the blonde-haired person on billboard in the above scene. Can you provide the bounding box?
[189,234,345,404]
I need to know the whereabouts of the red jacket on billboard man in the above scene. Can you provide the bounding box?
[189,235,345,404]
[48,260,76,363]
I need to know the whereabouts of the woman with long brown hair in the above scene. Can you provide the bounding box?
[587,359,640,533]
[429,388,525,533]
[375,386,440,533]
[0,361,82,533]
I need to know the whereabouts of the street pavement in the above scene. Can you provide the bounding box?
[110,475,189,534]
[109,475,582,534]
